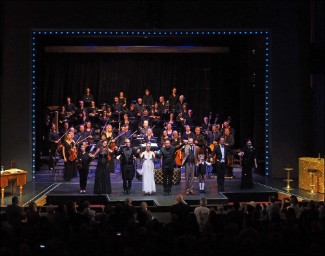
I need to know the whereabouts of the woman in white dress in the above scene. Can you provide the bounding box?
[140,143,156,195]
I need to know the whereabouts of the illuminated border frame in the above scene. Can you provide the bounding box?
[31,30,271,178]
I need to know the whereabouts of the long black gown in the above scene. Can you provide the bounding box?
[94,151,111,194]
[241,145,256,189]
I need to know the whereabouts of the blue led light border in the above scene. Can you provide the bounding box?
[31,29,271,178]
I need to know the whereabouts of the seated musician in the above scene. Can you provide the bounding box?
[87,101,98,118]
[171,130,181,147]
[158,96,167,115]
[76,125,88,147]
[85,121,95,142]
[142,89,154,110]
[82,87,94,107]
[152,102,160,117]
[121,113,130,127]
[144,128,157,144]
[138,109,152,127]
[127,104,137,132]
[222,120,235,136]
[175,95,186,114]
[182,125,194,142]
[201,116,211,134]
[117,125,129,147]
[185,109,195,127]
[74,100,88,125]
[59,121,70,137]
[103,124,115,142]
[165,123,174,139]
[59,106,70,125]
[112,96,124,114]
[140,120,150,136]
[208,124,222,145]
[65,97,75,117]
[135,98,144,117]
[224,128,235,149]
[194,126,206,148]
[79,109,89,125]
[166,112,175,126]
[160,130,169,146]
[99,109,110,128]
[127,103,137,119]
[118,91,127,109]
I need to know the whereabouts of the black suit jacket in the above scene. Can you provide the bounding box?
[212,144,229,162]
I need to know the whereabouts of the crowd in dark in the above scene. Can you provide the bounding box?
[1,195,324,256]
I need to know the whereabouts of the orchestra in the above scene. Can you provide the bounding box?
[44,86,240,193]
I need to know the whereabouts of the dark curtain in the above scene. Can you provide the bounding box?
[40,52,236,123]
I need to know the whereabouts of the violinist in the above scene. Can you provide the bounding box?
[62,132,77,182]
[90,140,114,194]
[48,123,59,171]
[103,124,116,173]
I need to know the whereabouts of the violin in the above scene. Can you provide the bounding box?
[107,140,116,161]
[69,144,77,161]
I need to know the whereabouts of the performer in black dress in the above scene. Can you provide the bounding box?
[77,144,92,193]
[239,139,258,189]
[115,139,140,194]
[62,132,76,182]
[91,140,114,194]
[156,139,184,196]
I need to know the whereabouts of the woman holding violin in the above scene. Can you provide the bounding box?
[90,140,114,194]
[62,132,77,182]
[103,124,116,173]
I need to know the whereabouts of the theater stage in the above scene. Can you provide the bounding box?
[1,161,324,208]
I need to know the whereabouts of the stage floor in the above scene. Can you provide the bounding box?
[1,161,324,208]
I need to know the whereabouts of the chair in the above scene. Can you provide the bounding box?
[227,149,242,178]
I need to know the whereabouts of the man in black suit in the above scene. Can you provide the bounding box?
[210,136,229,192]
[115,139,140,194]
[156,139,184,195]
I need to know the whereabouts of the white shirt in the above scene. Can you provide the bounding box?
[220,145,225,162]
